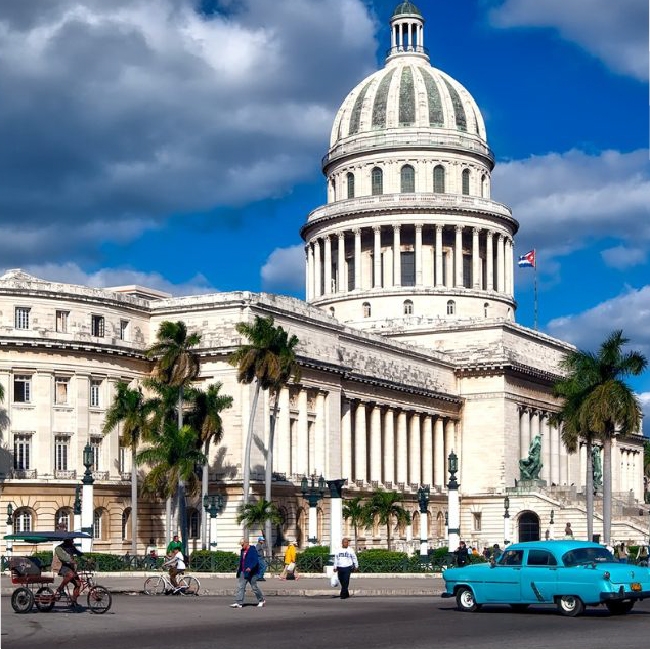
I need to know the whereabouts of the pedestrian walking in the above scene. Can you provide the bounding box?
[230,539,265,608]
[455,540,469,566]
[333,537,358,600]
[256,536,267,581]
[279,540,298,580]
[166,534,183,555]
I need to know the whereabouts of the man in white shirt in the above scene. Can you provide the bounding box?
[333,537,358,600]
[163,548,186,591]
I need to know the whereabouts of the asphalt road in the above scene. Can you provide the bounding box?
[2,594,650,649]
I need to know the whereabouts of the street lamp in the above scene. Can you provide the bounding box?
[82,442,94,485]
[202,494,224,549]
[503,496,511,546]
[5,503,13,557]
[6,503,13,526]
[446,452,460,553]
[417,485,430,558]
[80,441,95,552]
[301,474,326,546]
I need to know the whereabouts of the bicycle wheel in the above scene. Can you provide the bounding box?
[178,576,200,595]
[35,586,55,612]
[87,585,112,614]
[11,587,34,613]
[144,576,165,595]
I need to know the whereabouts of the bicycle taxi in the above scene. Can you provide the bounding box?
[4,530,112,614]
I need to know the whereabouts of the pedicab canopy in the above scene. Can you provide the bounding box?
[4,530,92,543]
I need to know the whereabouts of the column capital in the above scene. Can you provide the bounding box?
[337,231,345,241]
[393,224,401,234]
[455,225,463,234]
[373,225,382,235]
[415,223,423,234]
[352,227,361,236]
[436,224,444,233]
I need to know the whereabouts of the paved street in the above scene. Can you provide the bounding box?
[2,592,650,649]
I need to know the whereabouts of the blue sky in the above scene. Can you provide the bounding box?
[1,0,649,421]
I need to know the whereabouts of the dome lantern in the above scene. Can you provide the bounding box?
[387,2,427,62]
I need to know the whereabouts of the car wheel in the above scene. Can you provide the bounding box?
[605,601,634,615]
[510,604,530,612]
[556,595,584,617]
[456,586,481,612]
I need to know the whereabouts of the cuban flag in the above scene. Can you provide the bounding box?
[517,249,536,268]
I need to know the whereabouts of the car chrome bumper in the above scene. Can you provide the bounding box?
[600,589,650,601]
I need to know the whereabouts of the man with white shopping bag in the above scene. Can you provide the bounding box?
[333,537,358,600]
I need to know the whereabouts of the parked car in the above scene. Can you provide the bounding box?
[442,540,650,616]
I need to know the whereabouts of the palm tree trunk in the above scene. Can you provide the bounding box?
[177,388,188,553]
[202,440,210,550]
[166,497,172,542]
[603,436,612,545]
[586,438,594,542]
[130,448,138,556]
[264,390,280,549]
[242,381,261,514]
[386,517,391,551]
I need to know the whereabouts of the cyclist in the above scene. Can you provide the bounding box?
[55,538,83,609]
[162,547,186,592]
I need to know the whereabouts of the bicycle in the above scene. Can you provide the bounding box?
[143,569,200,596]
[32,569,112,614]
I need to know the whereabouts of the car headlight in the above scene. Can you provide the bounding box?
[603,571,610,581]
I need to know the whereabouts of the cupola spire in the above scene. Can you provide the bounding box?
[387,2,428,62]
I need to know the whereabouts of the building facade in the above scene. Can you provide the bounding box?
[1,2,647,557]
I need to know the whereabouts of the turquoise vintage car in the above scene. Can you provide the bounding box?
[442,540,650,616]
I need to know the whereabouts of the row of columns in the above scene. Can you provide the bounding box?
[518,408,569,485]
[341,399,457,487]
[305,224,514,301]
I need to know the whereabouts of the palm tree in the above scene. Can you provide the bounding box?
[553,330,647,545]
[236,499,282,538]
[146,321,202,551]
[364,489,410,551]
[228,315,300,527]
[342,496,368,550]
[136,422,207,543]
[186,382,233,548]
[102,381,153,555]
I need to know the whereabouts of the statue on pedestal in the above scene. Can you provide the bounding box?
[592,447,603,492]
[519,434,543,480]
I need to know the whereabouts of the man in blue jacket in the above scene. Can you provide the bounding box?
[230,539,266,608]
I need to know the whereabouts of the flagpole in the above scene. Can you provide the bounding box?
[534,250,538,330]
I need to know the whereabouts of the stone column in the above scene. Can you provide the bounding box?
[315,392,326,476]
[472,227,480,289]
[373,226,382,288]
[422,415,433,487]
[550,421,560,485]
[353,228,362,291]
[337,232,346,294]
[305,247,310,300]
[579,443,588,492]
[396,410,408,484]
[520,408,530,461]
[433,417,445,487]
[486,230,494,291]
[341,400,352,483]
[454,225,463,288]
[307,244,314,301]
[354,401,367,482]
[541,414,550,483]
[497,234,505,293]
[297,389,309,475]
[504,238,513,296]
[276,388,291,475]
[324,235,332,295]
[444,419,455,462]
[314,238,322,298]
[393,225,401,286]
[559,423,569,485]
[409,413,421,485]
[435,225,443,287]
[383,407,395,484]
[415,224,423,286]
[370,404,382,482]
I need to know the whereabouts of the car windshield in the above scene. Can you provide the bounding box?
[562,547,614,566]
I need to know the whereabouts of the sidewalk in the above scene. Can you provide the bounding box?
[2,572,445,597]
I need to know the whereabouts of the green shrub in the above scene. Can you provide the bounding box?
[357,549,409,572]
[189,550,239,572]
[297,545,330,571]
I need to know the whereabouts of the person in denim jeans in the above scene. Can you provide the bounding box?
[230,539,265,608]
[255,537,268,581]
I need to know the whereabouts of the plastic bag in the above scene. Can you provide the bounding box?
[330,572,340,588]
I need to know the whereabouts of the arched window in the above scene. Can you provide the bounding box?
[462,168,470,195]
[412,511,420,538]
[484,302,489,318]
[55,508,72,531]
[187,509,200,539]
[346,172,355,199]
[93,508,104,540]
[13,508,32,533]
[446,300,456,315]
[400,164,415,193]
[433,165,445,193]
[481,174,487,198]
[363,302,371,318]
[122,508,131,539]
[436,511,445,538]
[371,167,383,195]
[403,300,413,315]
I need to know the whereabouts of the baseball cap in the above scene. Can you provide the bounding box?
[258,536,265,541]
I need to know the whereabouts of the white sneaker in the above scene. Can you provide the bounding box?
[257,600,266,607]
[230,603,242,608]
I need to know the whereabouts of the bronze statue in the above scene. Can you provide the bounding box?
[519,434,543,480]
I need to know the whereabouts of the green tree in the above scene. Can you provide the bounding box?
[342,496,368,550]
[102,381,154,555]
[235,499,282,538]
[229,315,300,537]
[186,382,233,548]
[364,489,410,551]
[146,321,202,551]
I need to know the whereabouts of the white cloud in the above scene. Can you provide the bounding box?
[601,246,647,270]
[489,0,648,81]
[260,245,305,293]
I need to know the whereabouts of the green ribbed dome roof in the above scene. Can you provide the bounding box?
[392,2,421,16]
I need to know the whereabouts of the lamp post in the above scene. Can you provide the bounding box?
[503,496,511,546]
[80,441,95,552]
[326,479,346,559]
[417,485,430,558]
[301,474,326,547]
[549,509,555,541]
[446,451,460,553]
[73,484,82,532]
[5,503,13,557]
[202,494,224,549]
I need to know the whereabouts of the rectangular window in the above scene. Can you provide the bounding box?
[15,307,30,330]
[120,320,129,341]
[90,380,101,408]
[91,438,101,471]
[91,315,105,337]
[401,251,415,286]
[463,254,472,289]
[56,310,69,333]
[13,435,31,470]
[55,377,69,405]
[13,375,31,403]
[472,512,482,531]
[55,436,69,471]
[347,257,355,291]
[93,512,101,539]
